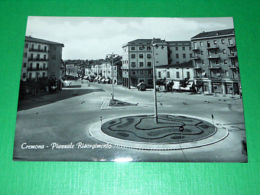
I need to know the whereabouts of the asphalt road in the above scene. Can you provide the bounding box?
[13,81,247,162]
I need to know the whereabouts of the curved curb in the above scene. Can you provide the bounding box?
[88,113,229,151]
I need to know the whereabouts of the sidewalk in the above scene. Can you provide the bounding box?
[18,86,103,111]
[99,82,242,102]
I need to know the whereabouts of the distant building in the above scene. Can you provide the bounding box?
[84,65,92,77]
[121,38,168,88]
[156,61,194,81]
[191,29,240,94]
[86,59,122,84]
[22,36,64,81]
[156,61,194,90]
[65,63,78,77]
[167,41,193,65]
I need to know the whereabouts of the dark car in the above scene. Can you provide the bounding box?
[137,82,146,91]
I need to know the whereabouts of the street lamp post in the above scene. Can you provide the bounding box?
[152,39,158,123]
[106,53,120,101]
[111,55,114,100]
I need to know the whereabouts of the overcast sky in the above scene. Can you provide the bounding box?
[26,17,234,60]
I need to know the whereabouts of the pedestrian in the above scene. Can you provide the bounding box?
[211,114,214,124]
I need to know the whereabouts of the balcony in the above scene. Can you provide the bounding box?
[208,54,220,60]
[228,52,237,58]
[27,67,48,71]
[194,65,202,70]
[191,55,200,60]
[192,47,200,51]
[227,43,236,48]
[28,58,48,62]
[229,65,239,71]
[194,75,202,79]
[209,76,222,81]
[29,48,49,53]
[209,64,221,70]
[207,44,219,50]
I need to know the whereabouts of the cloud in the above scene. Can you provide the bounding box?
[26,17,234,59]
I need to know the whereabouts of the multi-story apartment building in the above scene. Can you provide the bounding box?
[191,29,240,95]
[121,38,168,88]
[167,41,193,65]
[21,36,64,81]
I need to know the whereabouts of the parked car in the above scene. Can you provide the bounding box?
[137,82,146,91]
[89,77,94,82]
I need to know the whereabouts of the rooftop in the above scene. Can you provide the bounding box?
[191,28,235,40]
[124,38,167,46]
[157,61,193,69]
[167,41,191,43]
[25,36,64,46]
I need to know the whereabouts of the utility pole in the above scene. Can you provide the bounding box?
[111,54,114,101]
[128,48,131,89]
[152,38,158,123]
[106,53,120,101]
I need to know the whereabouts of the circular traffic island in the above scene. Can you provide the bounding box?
[101,115,216,144]
[89,114,229,150]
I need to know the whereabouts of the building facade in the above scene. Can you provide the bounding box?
[48,44,64,79]
[191,29,240,95]
[21,36,64,81]
[86,60,122,84]
[121,39,168,88]
[167,41,193,65]
[65,63,78,77]
[156,61,194,81]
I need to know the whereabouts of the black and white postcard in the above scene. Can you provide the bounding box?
[14,17,247,162]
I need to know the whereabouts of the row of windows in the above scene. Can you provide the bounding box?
[131,61,152,67]
[23,52,56,60]
[175,53,193,59]
[158,71,190,79]
[193,38,235,47]
[195,49,236,56]
[195,70,232,77]
[130,53,152,59]
[195,58,236,66]
[131,70,153,75]
[174,46,192,51]
[24,53,48,59]
[25,43,48,51]
[23,62,47,68]
[130,46,151,51]
[23,72,47,78]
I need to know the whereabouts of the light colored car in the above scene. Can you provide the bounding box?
[62,80,72,87]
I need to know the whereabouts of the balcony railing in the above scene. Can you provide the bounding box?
[209,76,222,81]
[227,43,236,48]
[28,58,48,61]
[194,66,201,69]
[228,52,237,58]
[27,67,48,71]
[29,48,49,53]
[208,54,220,60]
[207,44,219,50]
[209,64,222,69]
[192,47,200,51]
[191,55,200,60]
[229,65,239,71]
